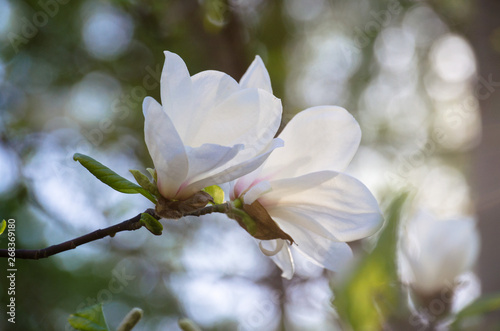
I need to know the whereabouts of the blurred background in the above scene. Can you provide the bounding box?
[0,0,499,330]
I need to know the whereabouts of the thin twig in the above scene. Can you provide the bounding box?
[0,209,158,260]
[184,202,231,217]
[0,203,233,260]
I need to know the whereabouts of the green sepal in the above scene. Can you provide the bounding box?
[235,209,257,235]
[129,169,160,197]
[229,200,257,236]
[0,220,6,235]
[68,303,109,331]
[73,153,156,204]
[202,185,225,204]
[227,204,257,236]
[140,213,163,236]
[146,168,157,182]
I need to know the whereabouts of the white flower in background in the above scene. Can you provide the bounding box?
[398,211,480,296]
[143,51,283,201]
[230,107,383,279]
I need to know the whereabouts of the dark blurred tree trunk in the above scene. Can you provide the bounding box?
[470,0,500,307]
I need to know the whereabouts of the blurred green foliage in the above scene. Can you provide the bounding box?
[451,293,500,330]
[334,194,407,331]
[68,303,109,331]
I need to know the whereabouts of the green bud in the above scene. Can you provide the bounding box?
[116,307,143,331]
[0,220,5,235]
[140,213,163,236]
[178,318,202,331]
[202,185,225,204]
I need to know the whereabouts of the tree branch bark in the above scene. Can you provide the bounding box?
[0,203,233,260]
[0,209,158,260]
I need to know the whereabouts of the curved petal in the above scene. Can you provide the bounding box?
[182,138,283,197]
[274,219,353,272]
[160,52,193,126]
[260,106,361,181]
[262,171,383,242]
[186,88,282,152]
[231,160,268,200]
[452,273,481,314]
[260,239,295,279]
[181,71,241,145]
[259,238,285,256]
[230,134,285,200]
[239,56,273,93]
[184,143,243,183]
[175,143,243,199]
[243,180,272,205]
[143,96,188,198]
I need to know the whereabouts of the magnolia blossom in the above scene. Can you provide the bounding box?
[399,212,480,296]
[230,107,383,279]
[143,51,283,200]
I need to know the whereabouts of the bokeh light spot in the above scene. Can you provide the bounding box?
[81,3,134,60]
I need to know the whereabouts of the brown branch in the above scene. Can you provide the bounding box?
[0,203,232,260]
[184,202,231,217]
[0,209,158,260]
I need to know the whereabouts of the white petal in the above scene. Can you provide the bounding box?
[400,213,480,294]
[184,143,242,183]
[182,138,283,197]
[452,273,481,313]
[181,71,241,145]
[259,238,285,256]
[260,106,361,181]
[160,52,193,126]
[243,180,272,205]
[262,171,383,242]
[186,88,282,152]
[143,96,188,198]
[274,219,353,272]
[239,56,273,93]
[175,143,243,199]
[230,138,283,199]
[260,240,295,279]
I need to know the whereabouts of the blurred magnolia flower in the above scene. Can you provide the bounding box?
[452,272,481,314]
[398,211,480,297]
[143,51,283,201]
[230,107,383,279]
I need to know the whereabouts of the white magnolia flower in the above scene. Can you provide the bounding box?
[230,107,383,279]
[143,51,283,200]
[398,211,480,296]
